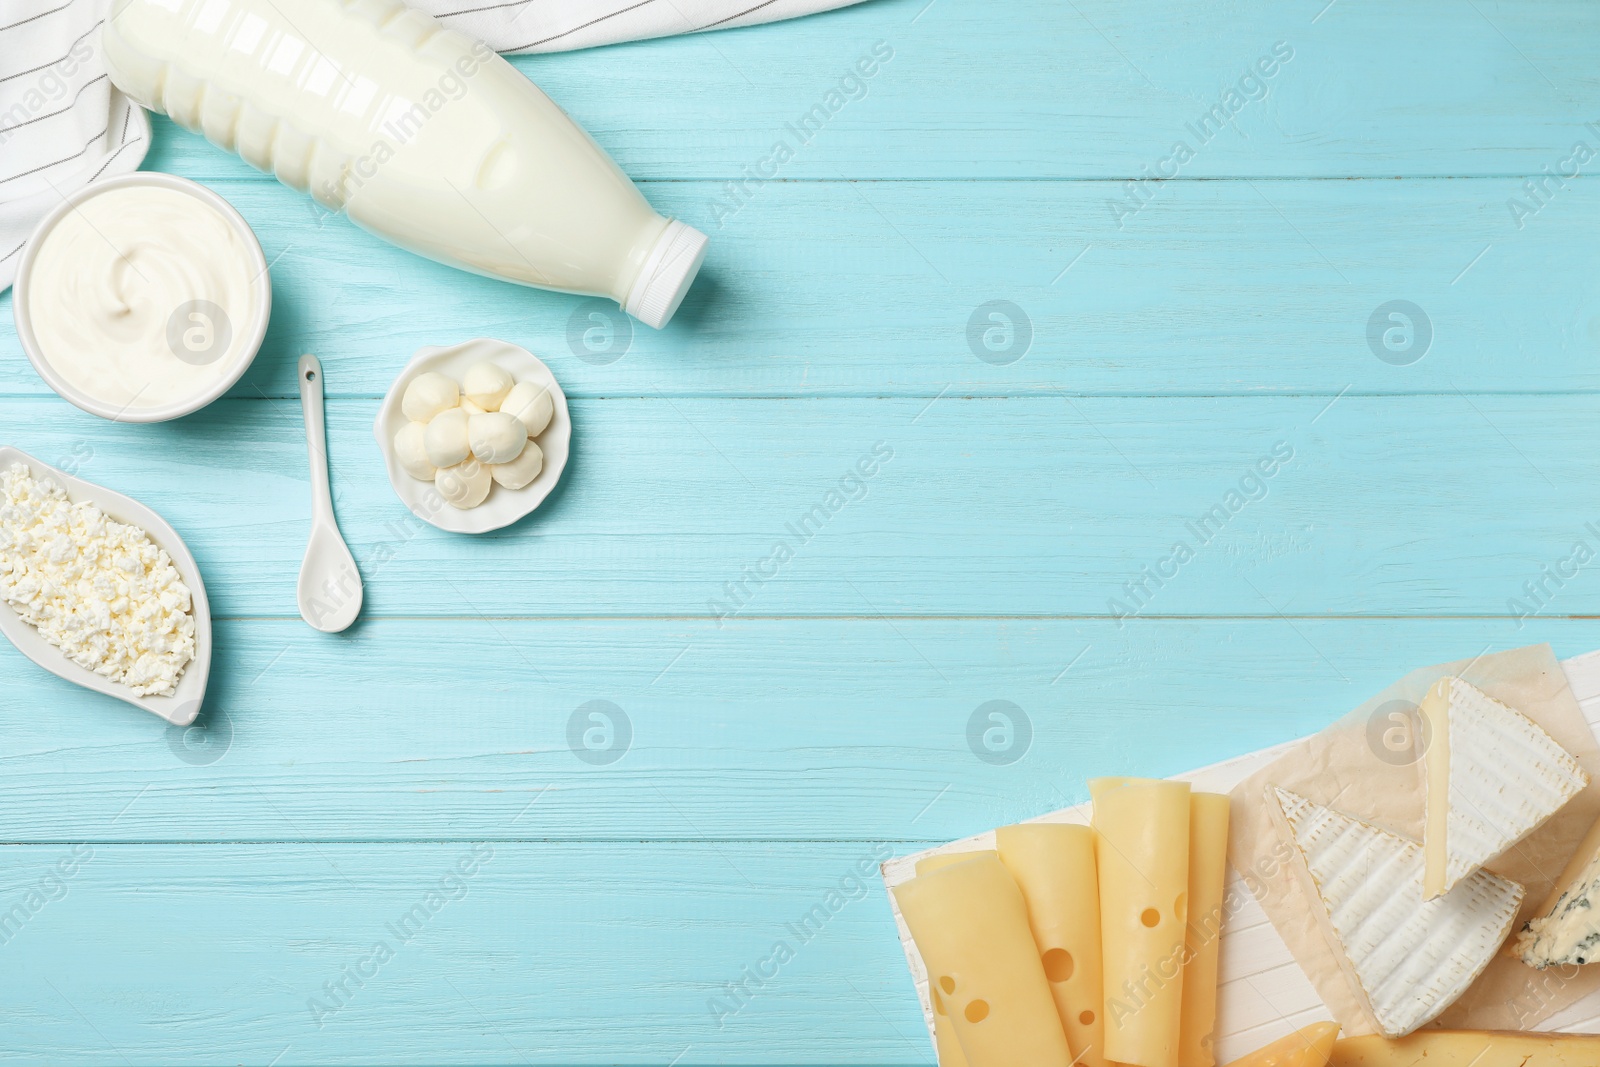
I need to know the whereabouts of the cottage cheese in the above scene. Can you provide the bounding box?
[0,463,195,697]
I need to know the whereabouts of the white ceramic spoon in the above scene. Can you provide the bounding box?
[296,354,362,632]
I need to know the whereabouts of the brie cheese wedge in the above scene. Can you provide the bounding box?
[1269,787,1523,1038]
[1420,676,1587,899]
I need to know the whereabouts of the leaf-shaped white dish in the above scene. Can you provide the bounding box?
[0,447,211,725]
[374,338,572,535]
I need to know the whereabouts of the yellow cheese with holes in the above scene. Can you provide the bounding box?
[893,856,1073,1067]
[1180,793,1232,1067]
[1091,777,1192,1067]
[1221,1023,1338,1067]
[914,852,997,1067]
[926,985,968,1067]
[996,823,1107,1067]
[1329,1030,1600,1065]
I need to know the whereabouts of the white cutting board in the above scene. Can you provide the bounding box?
[881,647,1600,1063]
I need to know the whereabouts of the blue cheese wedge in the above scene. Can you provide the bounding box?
[1518,813,1600,968]
[1269,787,1524,1038]
[1420,676,1588,899]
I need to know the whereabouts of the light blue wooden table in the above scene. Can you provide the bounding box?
[6,0,1600,1061]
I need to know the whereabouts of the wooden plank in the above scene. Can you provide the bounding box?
[10,1,1597,1064]
[7,175,1600,398]
[0,841,929,1064]
[6,175,1595,398]
[6,618,1600,843]
[2,394,1598,617]
[138,0,1600,181]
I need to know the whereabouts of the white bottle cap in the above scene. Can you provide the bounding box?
[623,219,709,329]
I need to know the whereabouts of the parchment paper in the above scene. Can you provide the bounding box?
[1227,643,1600,1036]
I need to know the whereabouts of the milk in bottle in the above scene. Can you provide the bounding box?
[103,0,709,327]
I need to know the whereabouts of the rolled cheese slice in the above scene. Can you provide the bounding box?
[996,823,1106,1067]
[914,851,996,1067]
[1091,777,1192,1067]
[917,851,997,876]
[927,981,970,1067]
[1329,1030,1600,1066]
[1180,793,1232,1067]
[893,856,1074,1067]
[1222,1023,1338,1067]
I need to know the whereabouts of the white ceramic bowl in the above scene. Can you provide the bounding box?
[374,339,572,535]
[0,447,211,725]
[12,172,272,424]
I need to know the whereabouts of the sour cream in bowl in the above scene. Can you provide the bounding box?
[13,173,271,423]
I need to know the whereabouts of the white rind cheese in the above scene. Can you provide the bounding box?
[1269,787,1524,1038]
[1421,676,1588,899]
[1519,813,1600,969]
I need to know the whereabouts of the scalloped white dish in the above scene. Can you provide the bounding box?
[0,447,211,725]
[374,338,572,535]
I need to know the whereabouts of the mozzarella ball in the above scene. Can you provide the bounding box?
[460,398,488,416]
[423,407,471,467]
[401,372,459,422]
[436,458,492,509]
[392,422,436,481]
[491,440,544,490]
[468,412,526,464]
[462,361,514,411]
[500,380,553,437]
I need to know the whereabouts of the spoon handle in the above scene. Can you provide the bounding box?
[298,354,334,522]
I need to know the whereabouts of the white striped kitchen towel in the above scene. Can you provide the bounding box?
[1,0,150,292]
[0,0,867,291]
[434,0,866,54]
